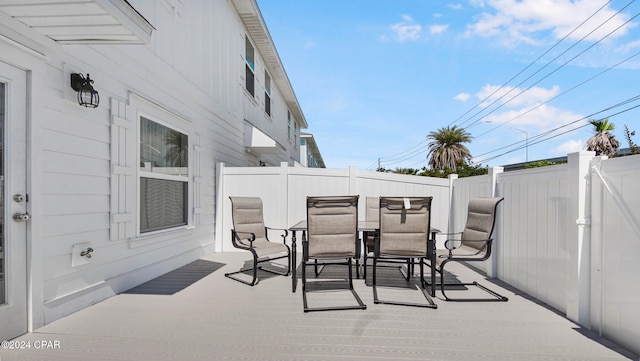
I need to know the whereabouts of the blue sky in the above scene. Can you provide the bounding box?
[257,0,640,170]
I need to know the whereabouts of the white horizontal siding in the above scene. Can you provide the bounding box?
[0,0,297,328]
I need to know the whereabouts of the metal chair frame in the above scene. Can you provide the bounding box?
[225,197,291,286]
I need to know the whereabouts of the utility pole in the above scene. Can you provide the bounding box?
[511,127,528,163]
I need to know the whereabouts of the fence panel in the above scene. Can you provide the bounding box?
[496,165,570,312]
[590,155,640,356]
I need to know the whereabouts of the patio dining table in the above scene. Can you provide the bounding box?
[289,220,439,296]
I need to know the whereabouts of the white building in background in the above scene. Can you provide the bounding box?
[300,133,326,168]
[0,0,316,341]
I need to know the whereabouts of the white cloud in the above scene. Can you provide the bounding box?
[476,84,560,108]
[448,4,463,10]
[474,84,585,129]
[391,15,422,41]
[466,0,634,46]
[553,139,584,154]
[482,103,582,128]
[454,93,471,102]
[430,24,449,35]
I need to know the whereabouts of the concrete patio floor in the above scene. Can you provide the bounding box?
[1,252,637,361]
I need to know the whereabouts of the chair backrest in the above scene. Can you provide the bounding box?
[306,196,359,258]
[378,197,432,256]
[461,197,504,252]
[365,196,379,222]
[229,197,266,241]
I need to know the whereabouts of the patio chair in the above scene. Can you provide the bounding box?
[362,197,411,282]
[303,196,367,312]
[226,197,290,286]
[436,197,507,301]
[373,197,437,308]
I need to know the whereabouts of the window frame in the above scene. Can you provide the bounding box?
[245,35,255,97]
[137,110,193,236]
[287,110,291,141]
[264,70,271,116]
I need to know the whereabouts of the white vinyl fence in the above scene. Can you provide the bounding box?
[215,151,640,356]
[449,151,639,357]
[215,163,451,252]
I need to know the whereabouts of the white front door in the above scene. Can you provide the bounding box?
[0,61,28,341]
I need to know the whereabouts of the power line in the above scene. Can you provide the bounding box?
[472,95,640,163]
[450,0,617,128]
[474,48,640,140]
[463,1,638,130]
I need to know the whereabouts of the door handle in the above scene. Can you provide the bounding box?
[13,212,30,222]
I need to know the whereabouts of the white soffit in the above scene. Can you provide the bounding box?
[0,0,153,44]
[244,122,285,155]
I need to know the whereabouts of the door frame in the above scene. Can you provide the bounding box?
[0,60,29,342]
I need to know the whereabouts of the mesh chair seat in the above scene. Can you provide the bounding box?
[235,237,289,259]
[435,244,486,267]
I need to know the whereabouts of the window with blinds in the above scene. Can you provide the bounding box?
[139,116,189,233]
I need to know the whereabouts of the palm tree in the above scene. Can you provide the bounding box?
[426,126,472,170]
[585,118,620,156]
[164,130,188,167]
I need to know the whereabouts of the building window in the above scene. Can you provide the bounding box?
[139,116,189,233]
[245,36,255,97]
[294,122,298,148]
[264,71,271,116]
[287,110,291,140]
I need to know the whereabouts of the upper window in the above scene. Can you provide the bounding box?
[245,36,255,97]
[287,110,291,140]
[264,71,271,116]
[139,116,189,233]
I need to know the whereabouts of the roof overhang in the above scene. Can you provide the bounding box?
[231,0,307,129]
[244,121,286,155]
[0,0,154,45]
[301,132,325,168]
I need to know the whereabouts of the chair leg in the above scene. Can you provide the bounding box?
[363,251,368,280]
[303,258,367,312]
[439,260,509,302]
[225,256,259,286]
[373,256,437,309]
[225,252,290,286]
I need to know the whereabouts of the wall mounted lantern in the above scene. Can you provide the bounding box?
[70,73,100,108]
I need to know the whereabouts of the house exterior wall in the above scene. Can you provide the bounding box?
[0,0,306,331]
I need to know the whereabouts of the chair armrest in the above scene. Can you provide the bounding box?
[443,238,492,258]
[265,227,289,243]
[232,230,256,247]
[441,233,463,251]
[438,232,463,236]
